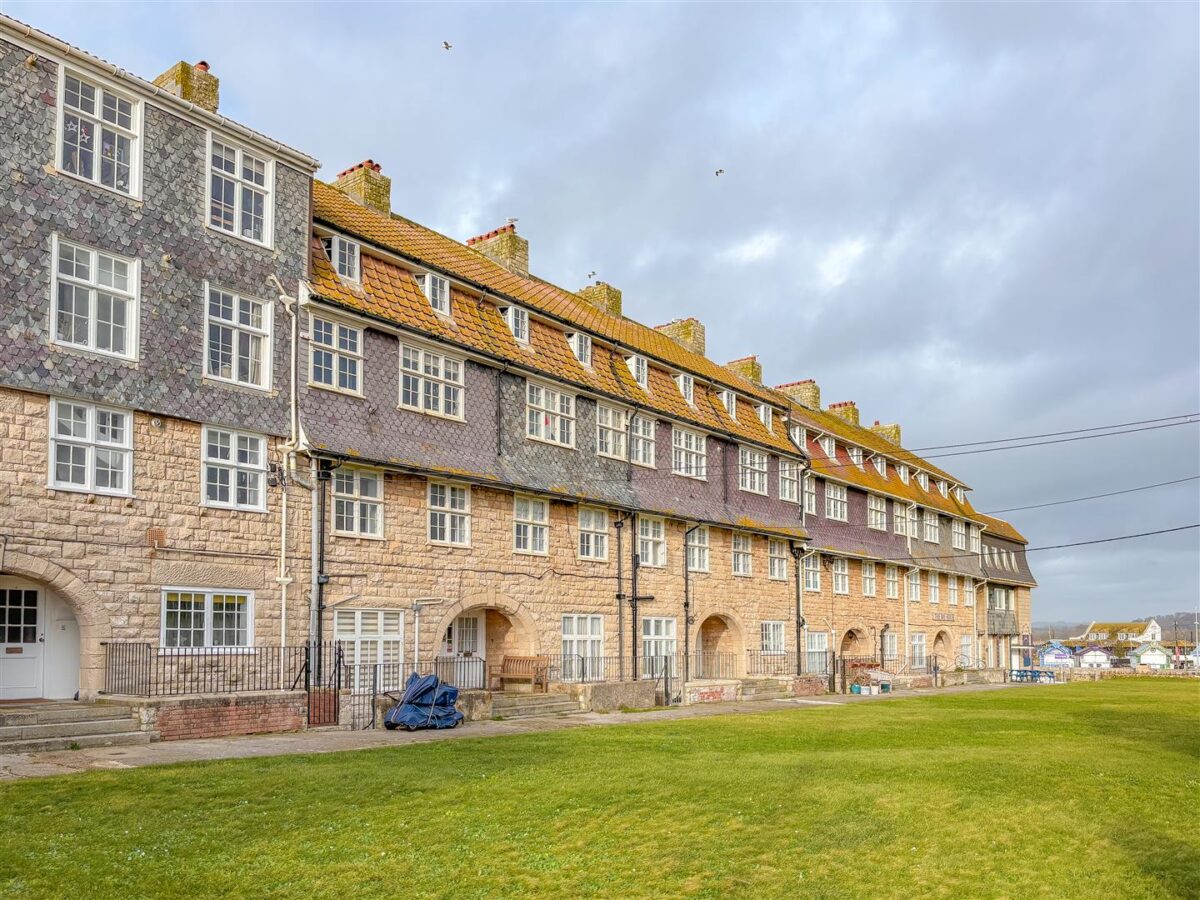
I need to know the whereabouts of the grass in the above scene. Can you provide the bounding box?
[1,680,1197,898]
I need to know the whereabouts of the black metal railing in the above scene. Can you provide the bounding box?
[101,641,314,697]
[546,654,624,684]
[689,651,740,680]
[433,655,487,690]
[745,650,799,677]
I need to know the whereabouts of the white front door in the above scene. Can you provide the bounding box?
[441,614,484,688]
[0,584,43,700]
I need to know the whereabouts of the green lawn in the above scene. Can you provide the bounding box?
[2,680,1197,898]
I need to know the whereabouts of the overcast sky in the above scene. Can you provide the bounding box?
[12,1,1198,623]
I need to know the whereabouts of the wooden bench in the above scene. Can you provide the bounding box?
[489,655,550,692]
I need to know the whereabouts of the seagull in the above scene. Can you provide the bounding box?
[442,41,453,51]
[587,271,597,281]
[715,168,725,177]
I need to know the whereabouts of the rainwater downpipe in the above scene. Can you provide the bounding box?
[630,512,640,681]
[683,523,700,685]
[789,542,809,676]
[614,512,629,680]
[905,500,917,666]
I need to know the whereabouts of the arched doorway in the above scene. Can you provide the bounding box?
[840,627,869,657]
[432,597,537,691]
[932,630,952,666]
[694,613,743,679]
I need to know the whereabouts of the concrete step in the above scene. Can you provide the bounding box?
[494,705,585,720]
[743,691,791,701]
[0,729,155,754]
[0,716,141,742]
[492,697,583,718]
[0,703,133,728]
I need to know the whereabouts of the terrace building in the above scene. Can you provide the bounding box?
[0,19,1035,729]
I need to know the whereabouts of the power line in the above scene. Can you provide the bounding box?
[917,420,1198,461]
[907,413,1199,452]
[984,476,1200,514]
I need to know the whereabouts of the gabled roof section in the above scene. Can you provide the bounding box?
[976,513,1028,544]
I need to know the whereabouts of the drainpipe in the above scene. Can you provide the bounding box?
[789,542,807,676]
[904,500,917,666]
[614,512,628,680]
[683,524,700,685]
[630,512,641,681]
[312,459,334,650]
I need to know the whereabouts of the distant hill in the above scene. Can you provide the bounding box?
[1033,611,1199,643]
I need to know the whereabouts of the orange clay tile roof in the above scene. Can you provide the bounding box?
[975,513,1028,544]
[311,180,989,524]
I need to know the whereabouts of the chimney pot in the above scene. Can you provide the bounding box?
[153,59,220,113]
[578,282,622,317]
[654,317,706,357]
[333,160,392,215]
[725,355,762,385]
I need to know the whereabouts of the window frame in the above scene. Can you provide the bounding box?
[825,482,848,521]
[48,397,133,497]
[309,313,362,397]
[970,525,981,554]
[885,565,900,599]
[202,282,274,392]
[50,234,140,361]
[596,404,629,461]
[924,509,940,543]
[686,526,710,573]
[56,67,142,198]
[675,373,695,405]
[526,379,575,447]
[906,568,921,603]
[578,506,609,561]
[779,459,800,503]
[873,455,887,478]
[803,474,817,514]
[757,404,773,431]
[803,552,821,592]
[928,570,940,604]
[513,494,550,556]
[627,354,648,389]
[501,305,530,343]
[568,332,592,366]
[422,273,451,315]
[738,445,768,495]
[832,557,849,595]
[718,390,737,420]
[760,621,786,655]
[206,132,274,248]
[637,515,666,568]
[160,587,253,650]
[848,446,863,469]
[399,341,465,420]
[321,235,361,283]
[862,561,877,597]
[332,467,384,539]
[630,415,656,468]
[867,493,887,531]
[671,426,707,480]
[428,480,471,547]
[768,539,788,581]
[948,575,959,606]
[200,425,267,513]
[732,532,753,577]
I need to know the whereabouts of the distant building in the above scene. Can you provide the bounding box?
[1072,620,1161,644]
[1075,646,1113,670]
[1128,642,1171,670]
[1037,641,1074,668]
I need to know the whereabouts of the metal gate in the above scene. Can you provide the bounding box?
[303,642,343,727]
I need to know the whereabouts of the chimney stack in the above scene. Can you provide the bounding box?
[578,282,622,317]
[153,60,219,113]
[654,317,706,357]
[827,401,860,426]
[467,223,529,277]
[334,160,391,215]
[776,379,820,410]
[725,355,762,385]
[871,420,902,445]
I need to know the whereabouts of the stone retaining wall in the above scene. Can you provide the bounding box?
[115,691,308,741]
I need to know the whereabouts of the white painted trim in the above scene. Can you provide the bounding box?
[199,424,269,513]
[159,586,256,649]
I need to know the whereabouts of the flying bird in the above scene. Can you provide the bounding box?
[587,271,597,281]
[715,168,725,177]
[442,41,453,51]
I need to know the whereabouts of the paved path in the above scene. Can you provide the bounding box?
[0,681,1028,781]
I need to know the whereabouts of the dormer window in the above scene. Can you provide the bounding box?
[568,332,591,366]
[917,471,929,490]
[322,236,360,282]
[718,390,737,419]
[422,274,450,315]
[676,373,694,405]
[937,479,948,497]
[873,455,887,477]
[898,464,909,484]
[819,436,835,458]
[627,354,648,389]
[789,424,806,448]
[849,446,863,468]
[757,404,773,430]
[501,306,529,343]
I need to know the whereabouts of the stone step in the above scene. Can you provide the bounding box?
[743,691,791,701]
[492,700,582,718]
[0,703,133,728]
[0,729,155,754]
[0,716,142,742]
[492,693,577,708]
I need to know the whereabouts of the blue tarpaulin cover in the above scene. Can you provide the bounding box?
[384,672,465,730]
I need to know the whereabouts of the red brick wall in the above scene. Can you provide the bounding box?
[791,675,828,696]
[149,692,307,741]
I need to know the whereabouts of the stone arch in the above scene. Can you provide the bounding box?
[430,589,540,653]
[692,611,745,679]
[0,550,112,696]
[691,609,746,656]
[840,625,870,656]
[932,629,953,662]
